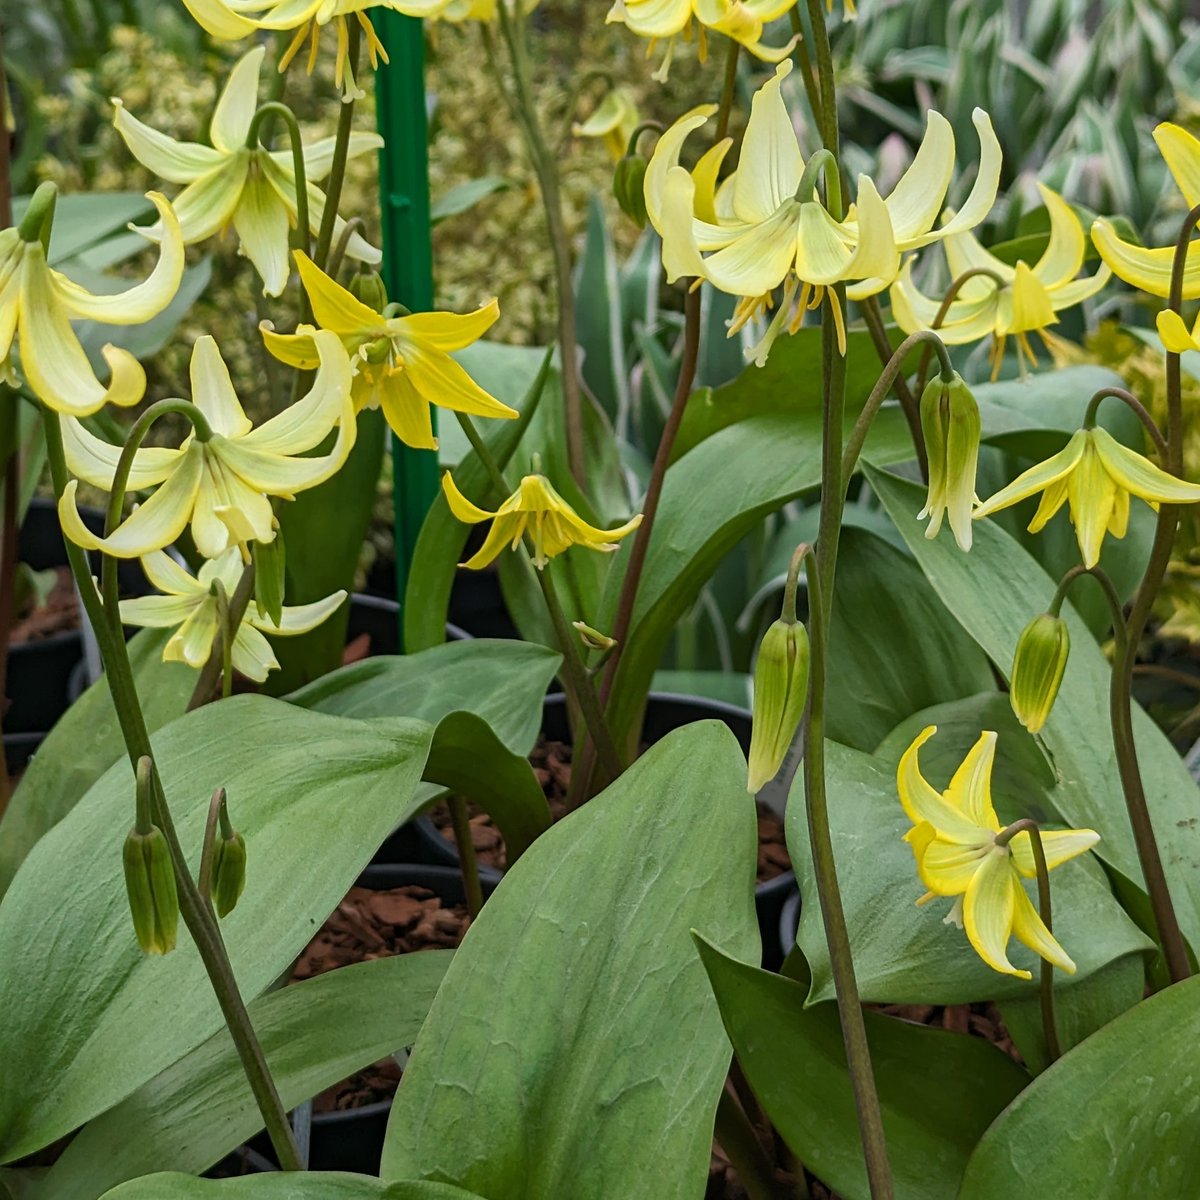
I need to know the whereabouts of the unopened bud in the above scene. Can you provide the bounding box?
[613,155,649,229]
[1010,613,1070,734]
[919,371,979,552]
[122,825,178,955]
[347,268,388,314]
[747,617,810,793]
[572,620,616,652]
[211,829,247,918]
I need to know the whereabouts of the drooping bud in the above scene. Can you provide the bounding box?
[1010,613,1070,734]
[347,267,388,314]
[747,617,810,793]
[254,522,286,627]
[572,619,616,653]
[211,828,247,918]
[918,371,980,552]
[613,154,649,229]
[122,825,179,955]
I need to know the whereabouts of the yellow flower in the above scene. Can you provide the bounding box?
[1,192,184,416]
[58,330,355,560]
[573,88,640,164]
[1093,123,1200,301]
[120,547,347,681]
[113,46,382,296]
[607,0,798,81]
[261,251,516,450]
[899,726,1098,978]
[973,425,1200,569]
[891,184,1111,378]
[442,473,642,570]
[434,0,539,22]
[645,61,1001,359]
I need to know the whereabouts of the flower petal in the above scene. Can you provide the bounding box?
[111,103,225,183]
[166,599,220,669]
[1092,217,1200,300]
[294,250,382,335]
[1157,308,1200,354]
[441,471,496,523]
[658,168,711,283]
[644,103,716,231]
[61,417,180,490]
[281,131,384,183]
[393,300,500,351]
[399,343,519,421]
[732,61,803,224]
[963,851,1027,978]
[883,109,956,243]
[233,172,292,297]
[1067,439,1116,569]
[1007,260,1057,335]
[896,725,989,843]
[211,46,265,155]
[259,323,323,369]
[924,109,1003,244]
[247,589,347,635]
[1032,183,1086,289]
[168,156,250,244]
[1154,122,1200,210]
[118,593,201,628]
[461,515,522,571]
[1009,827,1100,877]
[140,548,206,596]
[916,836,988,897]
[703,201,799,295]
[1009,879,1075,973]
[179,0,259,40]
[1092,425,1200,505]
[378,371,437,449]
[191,335,253,437]
[973,430,1087,521]
[192,454,274,557]
[943,730,999,830]
[230,623,279,683]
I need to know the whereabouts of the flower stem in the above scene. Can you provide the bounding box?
[995,818,1061,1062]
[858,296,928,480]
[1049,564,1128,654]
[787,8,823,133]
[912,267,1006,395]
[311,19,360,272]
[42,411,301,1170]
[447,795,483,919]
[188,560,257,711]
[1082,386,1168,459]
[247,101,310,258]
[715,38,740,140]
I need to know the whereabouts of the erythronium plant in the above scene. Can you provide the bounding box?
[4,2,1200,1198]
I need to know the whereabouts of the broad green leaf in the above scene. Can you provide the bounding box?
[695,936,1029,1200]
[380,722,760,1198]
[0,630,196,900]
[42,953,451,1200]
[101,1177,483,1200]
[600,409,915,746]
[959,976,1200,1198]
[827,527,995,751]
[12,192,153,265]
[429,176,510,224]
[0,697,433,1162]
[404,350,552,652]
[785,733,1152,1004]
[867,465,1200,954]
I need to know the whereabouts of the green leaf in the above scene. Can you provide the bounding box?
[429,176,510,224]
[867,464,1200,955]
[12,192,153,266]
[599,408,915,746]
[41,953,452,1200]
[403,350,552,653]
[0,629,197,901]
[827,527,995,751]
[575,193,629,423]
[959,975,1200,1198]
[100,1177,484,1200]
[785,731,1152,1004]
[695,936,1029,1200]
[380,722,760,1197]
[0,696,433,1162]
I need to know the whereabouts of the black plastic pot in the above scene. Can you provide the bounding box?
[413,691,796,970]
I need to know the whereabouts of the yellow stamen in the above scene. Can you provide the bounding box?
[279,22,310,72]
[306,21,321,74]
[356,12,389,69]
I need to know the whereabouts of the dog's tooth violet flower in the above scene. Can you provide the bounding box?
[58,330,356,560]
[113,45,382,296]
[262,251,517,450]
[899,726,1098,978]
[1,188,184,416]
[442,473,642,570]
[573,87,640,164]
[973,425,1200,569]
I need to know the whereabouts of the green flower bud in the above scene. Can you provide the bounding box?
[613,155,649,229]
[211,829,247,919]
[572,619,616,652]
[122,825,179,955]
[1011,613,1070,734]
[747,617,810,793]
[347,268,388,314]
[919,371,979,552]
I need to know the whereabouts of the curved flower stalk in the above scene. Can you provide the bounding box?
[1093,122,1200,303]
[58,330,356,559]
[899,726,1099,979]
[112,46,382,296]
[120,548,347,681]
[573,88,640,164]
[1,191,184,416]
[973,425,1200,568]
[262,251,517,450]
[607,0,797,81]
[891,184,1111,377]
[442,472,642,569]
[645,60,1001,359]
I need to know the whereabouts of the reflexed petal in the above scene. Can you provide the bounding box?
[644,104,716,231]
[840,175,899,292]
[1092,425,1200,505]
[139,548,207,596]
[614,0,692,38]
[883,109,956,243]
[233,171,292,297]
[704,202,798,295]
[943,731,999,830]
[1154,122,1200,210]
[896,725,989,843]
[294,250,382,335]
[1007,261,1057,335]
[1010,827,1100,877]
[924,109,1003,244]
[944,226,1013,291]
[168,156,250,244]
[179,0,259,39]
[963,851,1026,978]
[1092,217,1200,300]
[111,103,224,183]
[1049,264,1111,311]
[1027,474,1070,533]
[1068,440,1116,569]
[259,322,323,368]
[119,593,201,628]
[394,300,500,351]
[658,169,710,284]
[165,600,220,668]
[1157,309,1200,354]
[379,372,437,449]
[691,138,733,223]
[190,335,252,437]
[1010,880,1075,973]
[1033,183,1086,290]
[399,343,519,420]
[282,131,384,183]
[732,61,803,224]
[973,431,1086,521]
[441,471,496,523]
[211,47,265,154]
[461,515,523,570]
[62,417,180,490]
[230,624,279,683]
[248,589,347,634]
[917,837,988,896]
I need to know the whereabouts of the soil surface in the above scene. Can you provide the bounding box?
[11,567,77,644]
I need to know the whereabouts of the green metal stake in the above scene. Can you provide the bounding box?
[375,11,438,649]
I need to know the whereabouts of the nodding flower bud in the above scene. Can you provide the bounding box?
[347,268,388,314]
[572,620,616,652]
[211,828,247,919]
[919,371,980,553]
[613,155,649,229]
[1010,613,1070,734]
[122,825,179,955]
[747,617,810,793]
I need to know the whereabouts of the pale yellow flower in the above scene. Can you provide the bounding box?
[573,88,640,164]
